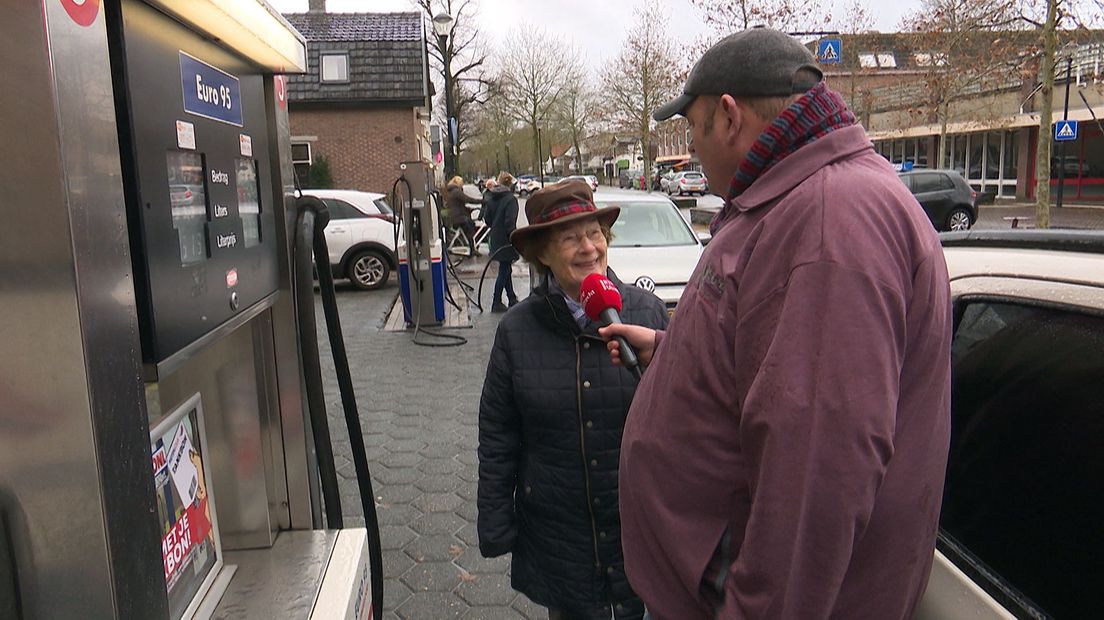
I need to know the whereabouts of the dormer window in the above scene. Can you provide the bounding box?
[320,52,349,83]
[858,53,878,68]
[876,53,897,68]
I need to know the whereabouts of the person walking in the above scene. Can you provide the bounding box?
[483,172,520,312]
[478,181,668,619]
[601,29,953,619]
[445,175,481,255]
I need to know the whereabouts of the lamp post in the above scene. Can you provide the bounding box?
[1055,47,1075,209]
[432,12,456,179]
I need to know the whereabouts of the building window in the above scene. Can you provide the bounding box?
[291,142,312,166]
[876,53,897,68]
[320,53,349,83]
[858,53,878,68]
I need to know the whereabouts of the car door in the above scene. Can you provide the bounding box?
[321,198,367,266]
[911,173,954,228]
[916,274,1104,619]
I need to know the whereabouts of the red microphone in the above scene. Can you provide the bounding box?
[580,273,641,377]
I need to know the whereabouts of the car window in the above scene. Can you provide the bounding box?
[322,198,366,220]
[912,173,945,194]
[897,174,913,191]
[938,174,956,191]
[600,201,697,247]
[683,173,703,180]
[373,198,394,215]
[943,300,1104,619]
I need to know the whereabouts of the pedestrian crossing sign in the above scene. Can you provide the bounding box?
[818,39,842,64]
[1054,120,1078,142]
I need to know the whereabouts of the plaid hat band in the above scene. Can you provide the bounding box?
[532,201,595,225]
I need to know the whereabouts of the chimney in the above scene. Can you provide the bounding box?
[308,0,326,13]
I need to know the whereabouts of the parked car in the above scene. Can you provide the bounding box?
[898,169,977,232]
[667,171,708,196]
[565,175,598,191]
[618,169,642,189]
[300,189,398,290]
[515,177,542,197]
[916,230,1104,620]
[595,192,706,312]
[658,170,678,193]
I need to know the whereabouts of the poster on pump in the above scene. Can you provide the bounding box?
[150,393,224,619]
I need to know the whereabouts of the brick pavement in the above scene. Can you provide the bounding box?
[317,259,541,620]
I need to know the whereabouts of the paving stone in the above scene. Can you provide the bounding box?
[384,548,415,579]
[460,606,528,620]
[414,474,465,493]
[379,525,417,550]
[456,522,480,546]
[455,451,480,466]
[383,578,414,609]
[410,511,467,536]
[456,572,515,607]
[375,503,423,526]
[384,438,429,453]
[418,457,461,475]
[510,594,546,620]
[396,592,469,620]
[413,492,465,513]
[454,550,511,575]
[374,467,424,485]
[419,443,462,459]
[374,484,423,505]
[379,451,424,469]
[403,533,465,562]
[454,500,477,522]
[400,560,464,593]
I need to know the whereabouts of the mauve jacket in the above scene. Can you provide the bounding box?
[619,125,952,619]
[478,272,668,617]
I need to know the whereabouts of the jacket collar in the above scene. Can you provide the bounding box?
[532,269,628,338]
[714,125,873,227]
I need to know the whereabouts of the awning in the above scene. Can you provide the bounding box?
[868,104,1104,141]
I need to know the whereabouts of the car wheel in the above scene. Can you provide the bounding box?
[347,249,390,291]
[946,207,973,231]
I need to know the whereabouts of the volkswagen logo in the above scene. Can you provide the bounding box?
[634,276,656,292]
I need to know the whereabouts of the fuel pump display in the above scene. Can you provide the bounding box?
[113,0,280,371]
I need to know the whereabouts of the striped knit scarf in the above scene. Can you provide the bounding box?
[726,81,857,202]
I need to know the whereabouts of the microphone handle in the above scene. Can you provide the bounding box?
[599,308,641,375]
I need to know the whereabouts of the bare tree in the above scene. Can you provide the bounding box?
[689,0,832,33]
[555,64,598,175]
[899,0,1025,172]
[498,28,575,172]
[600,0,680,188]
[835,0,876,33]
[413,0,493,174]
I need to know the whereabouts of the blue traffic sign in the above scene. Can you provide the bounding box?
[1054,120,1078,142]
[818,39,842,64]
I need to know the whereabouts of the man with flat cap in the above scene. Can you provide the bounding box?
[600,29,952,619]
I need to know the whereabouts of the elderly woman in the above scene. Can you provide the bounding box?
[445,175,482,255]
[477,181,668,620]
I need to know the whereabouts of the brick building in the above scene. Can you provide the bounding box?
[283,6,433,193]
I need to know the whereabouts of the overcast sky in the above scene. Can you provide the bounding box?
[270,0,921,69]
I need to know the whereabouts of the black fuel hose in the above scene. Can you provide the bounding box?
[293,203,343,529]
[295,196,385,619]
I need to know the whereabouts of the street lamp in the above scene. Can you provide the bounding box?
[1056,43,1077,209]
[432,12,456,179]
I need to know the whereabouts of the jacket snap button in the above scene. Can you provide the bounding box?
[586,420,593,429]
[590,459,598,466]
[583,380,591,388]
[583,342,591,349]
[599,531,607,539]
[593,497,600,505]
[607,566,614,575]
[525,485,532,494]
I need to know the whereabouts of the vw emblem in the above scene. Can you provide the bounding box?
[634,276,656,292]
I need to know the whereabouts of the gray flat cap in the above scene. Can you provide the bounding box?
[654,28,823,121]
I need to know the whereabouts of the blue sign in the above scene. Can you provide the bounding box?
[180,52,243,127]
[894,161,915,172]
[818,39,842,64]
[1054,120,1078,142]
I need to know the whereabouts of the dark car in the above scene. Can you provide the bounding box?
[898,169,977,232]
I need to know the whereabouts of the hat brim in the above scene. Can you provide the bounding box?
[653,93,695,122]
[510,206,620,257]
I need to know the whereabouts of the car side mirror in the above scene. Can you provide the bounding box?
[697,231,711,246]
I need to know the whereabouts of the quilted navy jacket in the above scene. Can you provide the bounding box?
[477,271,668,616]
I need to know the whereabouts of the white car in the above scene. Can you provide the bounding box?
[300,189,398,290]
[565,175,598,191]
[595,192,705,312]
[915,230,1104,620]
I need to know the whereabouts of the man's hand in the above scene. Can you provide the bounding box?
[599,324,658,367]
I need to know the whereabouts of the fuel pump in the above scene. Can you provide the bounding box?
[395,162,447,327]
[1,1,383,618]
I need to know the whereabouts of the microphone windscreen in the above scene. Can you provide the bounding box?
[579,273,622,321]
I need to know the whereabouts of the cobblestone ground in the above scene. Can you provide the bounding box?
[316,258,542,620]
